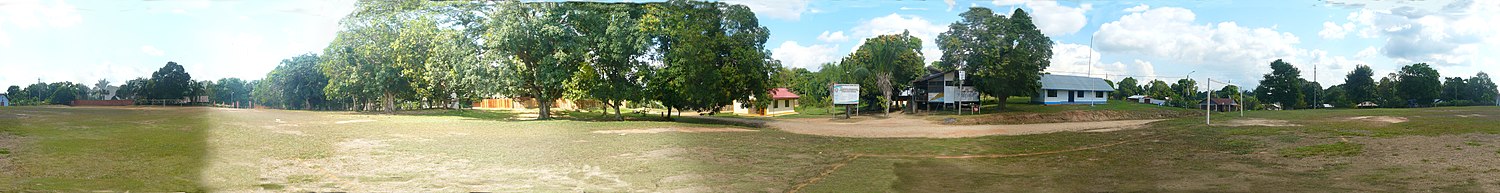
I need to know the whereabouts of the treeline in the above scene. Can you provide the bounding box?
[1111,60,1498,110]
[252,0,778,120]
[4,62,222,106]
[781,7,1053,113]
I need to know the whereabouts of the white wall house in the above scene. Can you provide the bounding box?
[1032,74,1114,105]
[728,88,800,116]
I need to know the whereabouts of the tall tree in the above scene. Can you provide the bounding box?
[567,3,650,121]
[1300,80,1322,107]
[213,78,250,108]
[1375,74,1402,107]
[5,86,18,96]
[1440,77,1468,104]
[147,62,193,100]
[639,0,774,118]
[1170,78,1199,107]
[91,79,111,100]
[116,78,149,100]
[1146,80,1175,101]
[937,7,1051,110]
[1469,72,1498,105]
[477,2,585,119]
[321,0,430,113]
[1257,59,1304,109]
[1396,63,1441,107]
[50,82,79,105]
[1344,65,1376,103]
[1115,77,1142,99]
[843,31,925,116]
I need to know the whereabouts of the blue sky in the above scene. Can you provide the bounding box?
[2,0,1497,90]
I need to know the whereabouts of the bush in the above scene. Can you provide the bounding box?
[1435,100,1476,107]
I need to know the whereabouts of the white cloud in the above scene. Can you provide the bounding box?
[0,0,84,29]
[1123,4,1150,12]
[1337,0,1500,67]
[817,31,849,42]
[989,0,1093,37]
[1354,46,1379,59]
[945,0,957,11]
[992,0,1026,6]
[722,0,813,20]
[140,45,165,56]
[771,41,840,71]
[1318,21,1355,39]
[1047,43,1158,82]
[0,29,10,48]
[1094,6,1305,85]
[899,6,928,11]
[849,13,949,64]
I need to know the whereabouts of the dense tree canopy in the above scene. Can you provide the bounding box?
[1343,65,1376,103]
[937,7,1051,111]
[842,31,925,115]
[1257,59,1304,109]
[147,62,193,100]
[1396,63,1441,107]
[1114,77,1142,99]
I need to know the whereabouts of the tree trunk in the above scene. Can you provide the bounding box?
[537,99,552,120]
[382,92,396,114]
[613,102,623,121]
[876,73,894,117]
[994,90,1008,111]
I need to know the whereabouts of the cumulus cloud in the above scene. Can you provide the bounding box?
[140,45,166,56]
[1123,4,1150,12]
[1093,6,1305,84]
[1354,46,1379,59]
[1318,21,1355,39]
[944,0,957,11]
[1336,0,1500,67]
[770,41,840,71]
[817,31,849,42]
[0,0,84,29]
[1047,43,1159,82]
[991,0,1093,37]
[722,0,813,21]
[849,13,949,64]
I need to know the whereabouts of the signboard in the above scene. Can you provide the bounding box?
[831,84,860,105]
[937,86,979,103]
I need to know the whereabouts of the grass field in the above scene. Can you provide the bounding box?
[2,105,1500,192]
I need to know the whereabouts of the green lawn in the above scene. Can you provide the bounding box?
[3,105,1500,191]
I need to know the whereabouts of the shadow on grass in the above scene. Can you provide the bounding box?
[0,106,209,192]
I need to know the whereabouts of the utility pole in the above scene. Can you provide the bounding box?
[1206,78,1212,125]
[1314,63,1319,109]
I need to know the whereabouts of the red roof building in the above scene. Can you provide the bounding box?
[770,88,800,100]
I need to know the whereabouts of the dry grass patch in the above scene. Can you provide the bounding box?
[591,127,755,134]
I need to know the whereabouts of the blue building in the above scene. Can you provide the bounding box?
[0,94,9,106]
[1033,74,1114,105]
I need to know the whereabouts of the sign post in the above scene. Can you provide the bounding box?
[831,84,860,119]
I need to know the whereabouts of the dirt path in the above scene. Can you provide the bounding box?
[700,114,1163,138]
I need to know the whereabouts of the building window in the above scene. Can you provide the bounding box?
[1048,90,1057,97]
[1076,91,1084,97]
[773,100,779,108]
[1096,91,1104,98]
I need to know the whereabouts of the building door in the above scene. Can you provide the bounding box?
[1067,91,1075,103]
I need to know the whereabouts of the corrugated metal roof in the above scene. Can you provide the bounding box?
[1039,74,1115,91]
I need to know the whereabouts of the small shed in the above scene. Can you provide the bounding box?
[910,69,977,111]
[0,94,9,106]
[1033,74,1114,105]
[1199,98,1239,112]
[731,88,800,116]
